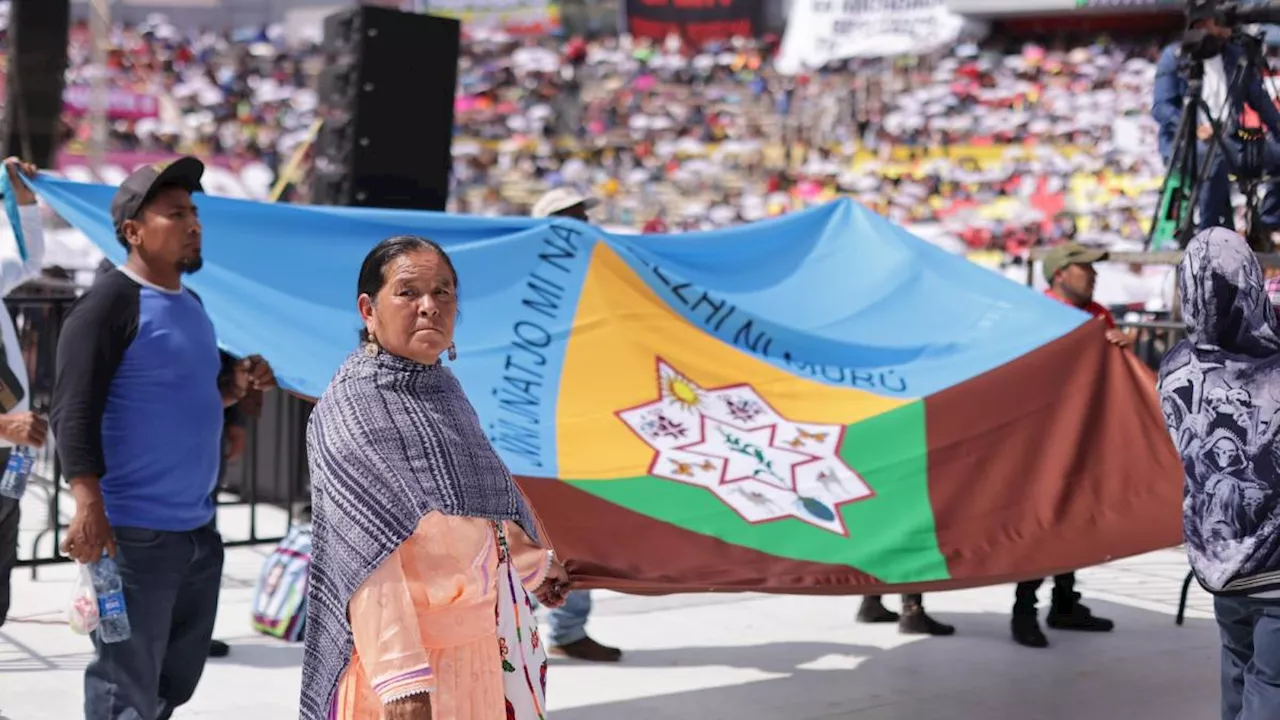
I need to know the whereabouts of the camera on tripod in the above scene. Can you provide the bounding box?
[1145,0,1280,251]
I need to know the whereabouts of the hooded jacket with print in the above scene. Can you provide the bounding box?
[1159,227,1280,595]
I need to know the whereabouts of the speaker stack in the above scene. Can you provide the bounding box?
[311,6,461,211]
[2,0,71,168]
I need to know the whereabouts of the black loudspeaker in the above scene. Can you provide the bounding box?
[311,6,460,210]
[2,0,70,168]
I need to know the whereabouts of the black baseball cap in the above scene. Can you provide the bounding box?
[110,156,205,231]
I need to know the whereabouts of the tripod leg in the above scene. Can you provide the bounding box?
[1179,138,1212,247]
[1244,183,1275,252]
[1152,98,1200,250]
[1184,105,1238,245]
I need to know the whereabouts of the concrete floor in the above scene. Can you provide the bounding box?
[0,497,1220,720]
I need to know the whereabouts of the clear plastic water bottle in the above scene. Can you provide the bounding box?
[90,555,131,643]
[0,446,34,500]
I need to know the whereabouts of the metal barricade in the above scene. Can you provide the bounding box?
[4,281,311,578]
[1113,316,1185,370]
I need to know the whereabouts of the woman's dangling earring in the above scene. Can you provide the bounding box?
[364,332,379,357]
[447,344,458,362]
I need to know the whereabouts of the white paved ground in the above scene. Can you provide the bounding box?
[0,493,1221,720]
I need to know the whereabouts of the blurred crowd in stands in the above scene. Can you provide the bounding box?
[5,12,1261,274]
[449,30,1173,257]
[53,18,323,168]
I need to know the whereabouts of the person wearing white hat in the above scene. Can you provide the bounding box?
[528,187,623,663]
[531,187,598,222]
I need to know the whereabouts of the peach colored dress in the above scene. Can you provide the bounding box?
[332,512,553,719]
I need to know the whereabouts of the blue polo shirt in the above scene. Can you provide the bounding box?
[51,267,224,531]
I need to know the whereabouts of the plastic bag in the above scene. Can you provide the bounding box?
[67,563,99,636]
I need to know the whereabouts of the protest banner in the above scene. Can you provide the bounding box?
[28,177,1186,596]
[776,0,964,73]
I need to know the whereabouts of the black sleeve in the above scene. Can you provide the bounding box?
[94,258,115,282]
[218,349,236,391]
[50,273,139,479]
[218,350,250,428]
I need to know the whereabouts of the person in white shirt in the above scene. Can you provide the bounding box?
[0,157,52,627]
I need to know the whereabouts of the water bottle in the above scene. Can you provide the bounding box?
[89,555,131,643]
[0,446,34,500]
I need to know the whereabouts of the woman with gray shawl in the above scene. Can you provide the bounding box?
[302,236,570,720]
[1158,227,1280,720]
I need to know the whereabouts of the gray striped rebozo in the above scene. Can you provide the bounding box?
[299,349,539,720]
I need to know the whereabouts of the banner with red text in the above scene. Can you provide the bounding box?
[625,0,765,43]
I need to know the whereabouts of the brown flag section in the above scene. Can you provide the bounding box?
[518,320,1185,595]
[926,319,1185,585]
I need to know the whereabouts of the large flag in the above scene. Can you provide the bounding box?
[27,176,1183,594]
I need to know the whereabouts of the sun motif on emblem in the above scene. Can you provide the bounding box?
[662,369,704,410]
[616,359,874,535]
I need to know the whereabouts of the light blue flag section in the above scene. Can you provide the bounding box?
[1,169,27,261]
[30,176,593,476]
[607,199,1090,398]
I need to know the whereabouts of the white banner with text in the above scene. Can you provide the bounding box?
[776,0,964,74]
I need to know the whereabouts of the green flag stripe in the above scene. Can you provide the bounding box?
[566,400,949,584]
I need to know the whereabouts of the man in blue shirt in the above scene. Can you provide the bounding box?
[52,157,275,720]
[92,257,253,661]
